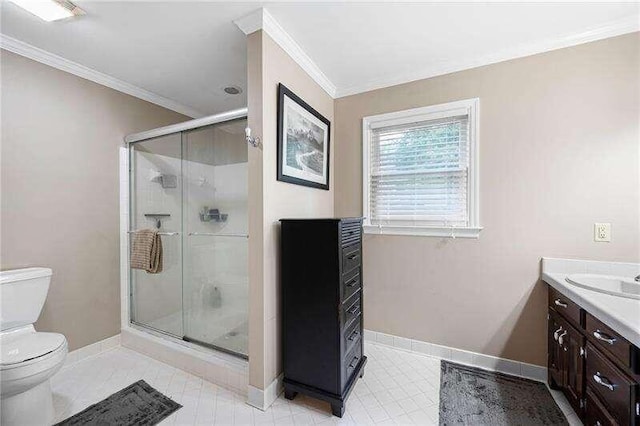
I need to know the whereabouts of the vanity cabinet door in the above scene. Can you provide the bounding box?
[563,320,586,417]
[549,309,566,389]
[549,309,586,415]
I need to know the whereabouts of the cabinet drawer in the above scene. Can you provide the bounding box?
[549,286,582,327]
[342,245,361,275]
[586,387,618,426]
[343,315,362,355]
[341,222,361,248]
[342,293,361,329]
[342,269,361,302]
[342,341,363,390]
[586,313,634,372]
[586,343,637,425]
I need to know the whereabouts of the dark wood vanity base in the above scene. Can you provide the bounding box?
[547,285,640,425]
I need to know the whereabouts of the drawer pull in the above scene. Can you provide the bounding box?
[553,326,563,341]
[595,422,602,426]
[348,330,360,341]
[346,277,359,287]
[593,330,617,345]
[348,306,359,315]
[593,372,616,391]
[554,299,568,308]
[557,330,567,346]
[347,253,359,260]
[348,356,360,368]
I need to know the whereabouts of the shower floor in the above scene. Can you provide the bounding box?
[145,307,248,357]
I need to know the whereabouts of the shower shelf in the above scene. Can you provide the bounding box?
[144,213,170,229]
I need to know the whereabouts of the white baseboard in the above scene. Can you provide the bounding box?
[63,334,121,369]
[364,329,547,383]
[247,374,283,411]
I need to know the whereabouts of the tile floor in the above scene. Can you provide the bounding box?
[51,342,581,425]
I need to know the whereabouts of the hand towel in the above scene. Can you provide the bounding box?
[131,229,163,274]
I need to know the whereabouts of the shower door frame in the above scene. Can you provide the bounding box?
[122,107,249,360]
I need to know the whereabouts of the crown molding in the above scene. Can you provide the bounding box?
[234,8,337,98]
[0,34,205,118]
[335,15,640,98]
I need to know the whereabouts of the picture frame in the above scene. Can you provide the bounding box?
[277,83,331,190]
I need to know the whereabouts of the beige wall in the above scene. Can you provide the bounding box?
[334,33,640,366]
[0,51,188,351]
[247,30,335,389]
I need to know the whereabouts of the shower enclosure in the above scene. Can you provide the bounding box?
[126,110,248,359]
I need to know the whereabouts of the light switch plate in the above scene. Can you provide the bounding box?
[594,223,611,242]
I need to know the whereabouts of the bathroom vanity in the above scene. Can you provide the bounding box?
[542,258,640,425]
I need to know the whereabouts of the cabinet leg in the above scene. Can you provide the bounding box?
[284,389,298,401]
[331,403,345,418]
[359,368,365,378]
[548,377,561,391]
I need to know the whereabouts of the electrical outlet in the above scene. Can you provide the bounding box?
[594,223,611,242]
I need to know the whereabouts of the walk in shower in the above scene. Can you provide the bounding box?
[126,109,248,359]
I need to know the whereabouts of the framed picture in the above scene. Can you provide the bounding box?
[277,83,330,190]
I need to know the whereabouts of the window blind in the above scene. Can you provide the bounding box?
[369,115,470,227]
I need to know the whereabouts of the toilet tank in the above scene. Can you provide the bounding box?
[0,268,53,331]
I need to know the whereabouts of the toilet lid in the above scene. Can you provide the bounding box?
[1,332,66,365]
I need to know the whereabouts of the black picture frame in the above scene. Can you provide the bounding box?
[277,83,331,190]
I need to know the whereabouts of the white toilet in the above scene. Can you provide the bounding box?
[0,268,68,426]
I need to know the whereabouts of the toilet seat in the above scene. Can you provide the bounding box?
[0,331,67,398]
[1,331,66,368]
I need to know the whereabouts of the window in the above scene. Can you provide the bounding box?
[362,98,481,238]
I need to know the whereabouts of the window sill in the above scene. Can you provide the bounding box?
[363,225,483,239]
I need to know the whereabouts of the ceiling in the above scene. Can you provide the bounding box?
[2,2,638,117]
[268,2,639,97]
[0,1,258,116]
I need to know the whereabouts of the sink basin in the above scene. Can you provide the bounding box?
[566,274,640,299]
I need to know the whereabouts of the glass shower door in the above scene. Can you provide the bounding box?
[129,117,249,358]
[182,119,249,357]
[129,133,184,337]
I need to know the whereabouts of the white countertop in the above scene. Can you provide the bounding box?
[541,257,640,348]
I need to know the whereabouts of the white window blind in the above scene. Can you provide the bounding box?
[363,99,480,237]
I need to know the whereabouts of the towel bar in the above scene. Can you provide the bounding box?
[127,231,179,236]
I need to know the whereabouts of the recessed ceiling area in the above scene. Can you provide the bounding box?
[2,1,638,116]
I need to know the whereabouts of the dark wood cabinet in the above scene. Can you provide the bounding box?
[546,284,640,425]
[280,218,367,417]
[564,319,586,415]
[586,342,638,426]
[548,309,585,416]
[548,309,565,389]
[587,386,619,426]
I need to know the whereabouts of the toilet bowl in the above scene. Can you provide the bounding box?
[0,268,68,426]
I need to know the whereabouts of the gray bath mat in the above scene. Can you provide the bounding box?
[439,361,568,425]
[55,380,181,426]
